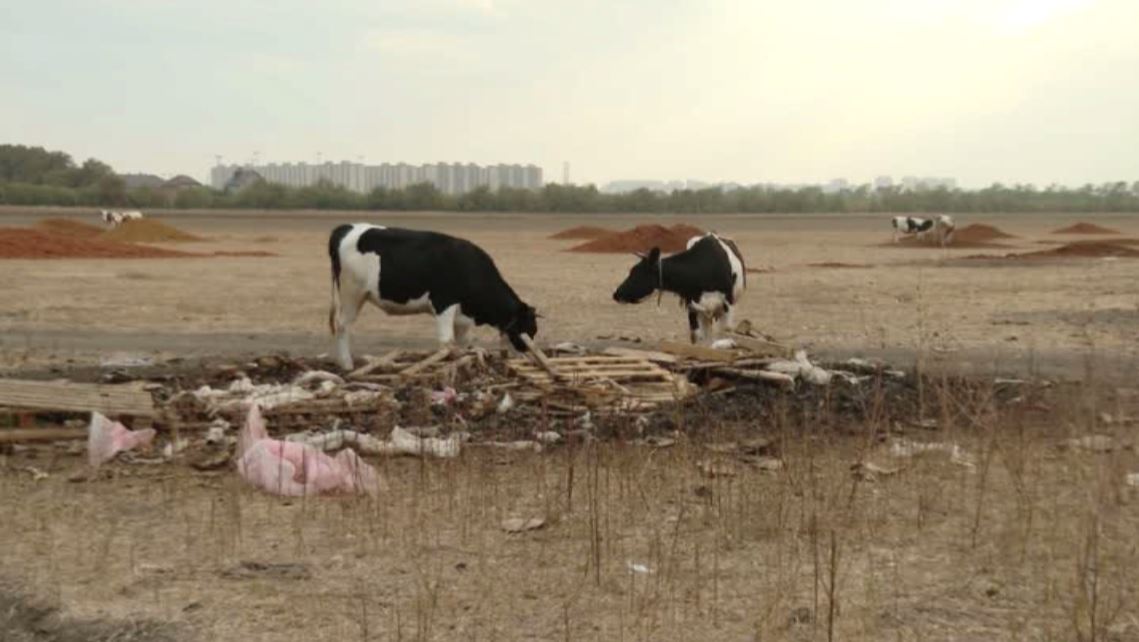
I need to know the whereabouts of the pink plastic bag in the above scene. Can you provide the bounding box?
[236,404,382,496]
[88,412,156,467]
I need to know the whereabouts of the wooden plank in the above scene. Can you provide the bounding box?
[711,367,795,387]
[729,334,792,358]
[656,341,737,363]
[398,347,453,377]
[0,379,156,418]
[348,349,405,379]
[601,347,680,365]
[0,427,87,443]
[520,335,566,382]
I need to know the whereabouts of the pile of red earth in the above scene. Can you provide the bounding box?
[549,225,614,240]
[953,223,1016,243]
[807,262,871,269]
[1051,222,1120,235]
[34,218,104,238]
[101,218,205,243]
[1022,241,1139,259]
[0,229,195,259]
[569,224,705,253]
[888,222,1015,249]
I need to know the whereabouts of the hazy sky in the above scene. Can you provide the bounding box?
[2,0,1136,187]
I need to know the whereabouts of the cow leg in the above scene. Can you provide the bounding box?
[453,313,473,347]
[717,304,734,336]
[687,309,702,344]
[435,304,459,346]
[333,290,367,370]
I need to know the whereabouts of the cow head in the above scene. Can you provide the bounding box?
[612,247,661,304]
[503,303,539,351]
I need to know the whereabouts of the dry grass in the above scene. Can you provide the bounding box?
[2,373,1138,641]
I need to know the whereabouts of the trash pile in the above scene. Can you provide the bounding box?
[0,321,934,496]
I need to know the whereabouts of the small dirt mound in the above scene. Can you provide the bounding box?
[101,219,204,243]
[1052,222,1120,235]
[34,218,104,238]
[549,226,614,240]
[954,223,1016,243]
[569,224,705,253]
[1026,241,1139,258]
[0,229,195,259]
[808,262,871,269]
[883,222,1015,249]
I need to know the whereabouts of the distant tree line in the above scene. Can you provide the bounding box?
[4,144,1139,213]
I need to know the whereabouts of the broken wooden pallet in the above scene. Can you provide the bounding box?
[506,355,693,409]
[0,379,157,418]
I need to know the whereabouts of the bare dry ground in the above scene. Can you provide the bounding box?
[2,207,1139,641]
[1,208,1138,374]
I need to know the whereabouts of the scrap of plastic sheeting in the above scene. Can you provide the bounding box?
[236,404,383,497]
[88,412,156,467]
[766,350,832,385]
[710,338,737,350]
[284,427,462,458]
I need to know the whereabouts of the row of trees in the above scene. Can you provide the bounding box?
[7,178,1139,213]
[4,144,1139,213]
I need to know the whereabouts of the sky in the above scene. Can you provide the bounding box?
[1,0,1136,188]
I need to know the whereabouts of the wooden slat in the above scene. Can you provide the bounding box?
[656,341,738,362]
[601,347,680,365]
[729,334,792,358]
[0,427,87,443]
[348,349,405,379]
[398,347,453,377]
[0,379,156,417]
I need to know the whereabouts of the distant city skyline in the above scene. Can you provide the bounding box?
[211,160,541,194]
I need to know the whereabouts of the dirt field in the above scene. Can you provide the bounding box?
[1,208,1138,374]
[2,207,1139,641]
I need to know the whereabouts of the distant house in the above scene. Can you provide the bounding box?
[223,167,265,193]
[163,175,202,191]
[120,173,165,190]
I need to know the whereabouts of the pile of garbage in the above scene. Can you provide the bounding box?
[2,322,926,496]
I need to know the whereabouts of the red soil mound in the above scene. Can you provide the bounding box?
[210,251,278,257]
[1024,241,1139,258]
[101,218,204,243]
[549,226,614,240]
[1052,222,1120,235]
[569,224,705,253]
[34,218,104,238]
[953,223,1016,243]
[884,222,1015,249]
[0,229,196,259]
[807,262,871,269]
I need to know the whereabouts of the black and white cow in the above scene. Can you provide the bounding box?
[891,216,936,243]
[328,223,538,370]
[612,233,746,344]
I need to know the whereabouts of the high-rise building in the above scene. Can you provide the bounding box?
[209,160,543,195]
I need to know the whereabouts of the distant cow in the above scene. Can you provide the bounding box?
[891,216,935,243]
[612,233,746,344]
[99,209,143,228]
[933,214,956,246]
[328,223,538,370]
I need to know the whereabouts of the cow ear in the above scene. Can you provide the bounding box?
[647,247,661,262]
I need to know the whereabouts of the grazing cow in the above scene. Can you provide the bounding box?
[100,210,122,227]
[612,233,746,344]
[891,216,935,243]
[328,223,538,370]
[933,214,956,246]
[99,209,144,228]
